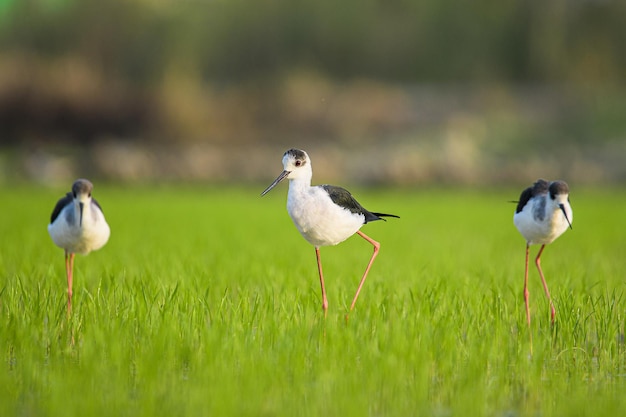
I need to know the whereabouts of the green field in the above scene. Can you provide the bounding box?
[1,184,625,416]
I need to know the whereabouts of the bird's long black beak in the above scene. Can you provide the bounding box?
[261,170,290,196]
[559,203,572,229]
[79,202,84,227]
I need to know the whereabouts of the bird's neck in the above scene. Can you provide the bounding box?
[288,177,311,193]
[74,200,95,225]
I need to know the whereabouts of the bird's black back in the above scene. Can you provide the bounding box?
[50,192,72,224]
[515,179,549,213]
[322,185,399,224]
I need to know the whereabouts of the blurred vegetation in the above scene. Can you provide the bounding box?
[0,0,625,184]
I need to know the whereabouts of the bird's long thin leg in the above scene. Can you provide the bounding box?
[523,243,533,354]
[315,247,328,315]
[65,251,75,314]
[523,244,531,327]
[347,231,380,315]
[535,244,556,324]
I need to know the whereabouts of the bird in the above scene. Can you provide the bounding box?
[513,179,573,336]
[261,148,399,317]
[48,179,110,313]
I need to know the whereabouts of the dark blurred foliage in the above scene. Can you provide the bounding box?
[0,0,625,183]
[3,0,625,83]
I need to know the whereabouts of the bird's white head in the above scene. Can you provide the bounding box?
[281,149,311,180]
[261,149,312,196]
[72,179,93,203]
[549,180,573,229]
[72,178,94,226]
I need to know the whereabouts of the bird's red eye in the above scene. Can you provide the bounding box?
[295,160,302,167]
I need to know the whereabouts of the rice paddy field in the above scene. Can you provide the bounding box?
[1,183,625,416]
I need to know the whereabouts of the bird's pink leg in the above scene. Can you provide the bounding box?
[315,247,328,315]
[535,244,556,324]
[523,244,533,354]
[347,231,380,315]
[65,251,74,314]
[523,244,531,327]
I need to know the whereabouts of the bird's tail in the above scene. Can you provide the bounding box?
[370,212,400,221]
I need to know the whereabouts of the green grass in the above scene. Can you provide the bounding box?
[1,183,625,416]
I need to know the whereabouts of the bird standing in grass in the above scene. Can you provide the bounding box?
[261,149,398,317]
[513,179,573,342]
[48,179,110,313]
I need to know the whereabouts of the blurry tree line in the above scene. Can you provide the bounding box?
[0,0,625,183]
[3,0,625,83]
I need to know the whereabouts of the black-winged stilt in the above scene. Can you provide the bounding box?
[513,179,572,336]
[261,149,398,317]
[48,179,110,313]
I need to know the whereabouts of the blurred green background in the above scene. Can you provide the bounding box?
[0,0,625,185]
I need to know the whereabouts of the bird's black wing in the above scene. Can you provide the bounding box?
[321,185,399,224]
[50,192,73,224]
[92,198,105,214]
[515,179,549,213]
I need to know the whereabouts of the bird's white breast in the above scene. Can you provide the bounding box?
[514,197,572,245]
[287,184,364,247]
[48,202,110,255]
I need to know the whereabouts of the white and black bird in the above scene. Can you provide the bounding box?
[513,179,573,331]
[48,179,110,313]
[261,149,398,316]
